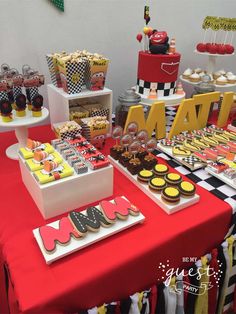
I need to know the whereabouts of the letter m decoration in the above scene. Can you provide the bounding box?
[100,196,140,223]
[39,217,80,253]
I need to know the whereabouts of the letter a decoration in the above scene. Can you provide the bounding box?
[49,0,64,12]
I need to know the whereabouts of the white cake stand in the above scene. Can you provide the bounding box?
[0,108,49,160]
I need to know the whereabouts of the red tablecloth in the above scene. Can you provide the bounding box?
[0,125,232,314]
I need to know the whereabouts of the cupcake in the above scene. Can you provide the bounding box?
[219,69,226,76]
[182,68,193,80]
[216,75,227,85]
[178,181,196,198]
[213,71,221,80]
[161,187,180,204]
[137,170,154,183]
[153,164,169,176]
[189,73,201,83]
[227,74,236,84]
[149,177,167,192]
[199,71,206,79]
[110,145,124,160]
[226,71,233,77]
[194,67,202,74]
[165,172,182,185]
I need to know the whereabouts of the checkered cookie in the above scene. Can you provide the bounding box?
[182,156,202,166]
[136,79,176,97]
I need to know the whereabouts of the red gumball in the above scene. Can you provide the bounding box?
[217,44,226,55]
[208,44,218,54]
[196,43,206,52]
[225,44,235,54]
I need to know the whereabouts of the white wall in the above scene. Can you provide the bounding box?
[0,0,236,131]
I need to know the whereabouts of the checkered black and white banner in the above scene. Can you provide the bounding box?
[136,79,176,97]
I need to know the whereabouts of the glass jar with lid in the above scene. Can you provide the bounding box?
[115,89,141,128]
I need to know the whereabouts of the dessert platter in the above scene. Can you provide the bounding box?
[108,125,199,214]
[181,16,236,90]
[33,196,145,264]
[157,125,236,172]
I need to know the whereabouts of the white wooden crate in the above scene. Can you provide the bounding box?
[19,155,114,219]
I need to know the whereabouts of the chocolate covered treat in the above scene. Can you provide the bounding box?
[142,154,157,170]
[15,94,26,117]
[119,151,132,167]
[127,158,142,175]
[32,94,43,117]
[110,145,124,160]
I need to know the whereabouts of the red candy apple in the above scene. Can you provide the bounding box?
[208,44,218,54]
[217,44,226,54]
[225,44,235,54]
[206,43,212,52]
[196,43,206,52]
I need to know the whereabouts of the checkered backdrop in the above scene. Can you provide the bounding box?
[136,79,177,97]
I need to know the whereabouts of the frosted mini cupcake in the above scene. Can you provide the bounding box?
[213,71,221,80]
[182,68,193,80]
[216,75,227,85]
[227,74,236,84]
[189,73,201,82]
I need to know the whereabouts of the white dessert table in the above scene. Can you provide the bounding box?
[0,108,49,160]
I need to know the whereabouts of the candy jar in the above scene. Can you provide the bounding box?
[115,89,141,128]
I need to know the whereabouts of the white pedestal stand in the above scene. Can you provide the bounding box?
[0,108,49,160]
[47,84,113,134]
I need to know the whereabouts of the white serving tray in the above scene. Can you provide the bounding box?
[108,156,200,215]
[19,154,113,219]
[156,143,205,171]
[33,196,145,264]
[205,167,236,190]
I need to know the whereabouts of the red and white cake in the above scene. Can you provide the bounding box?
[136,52,181,98]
